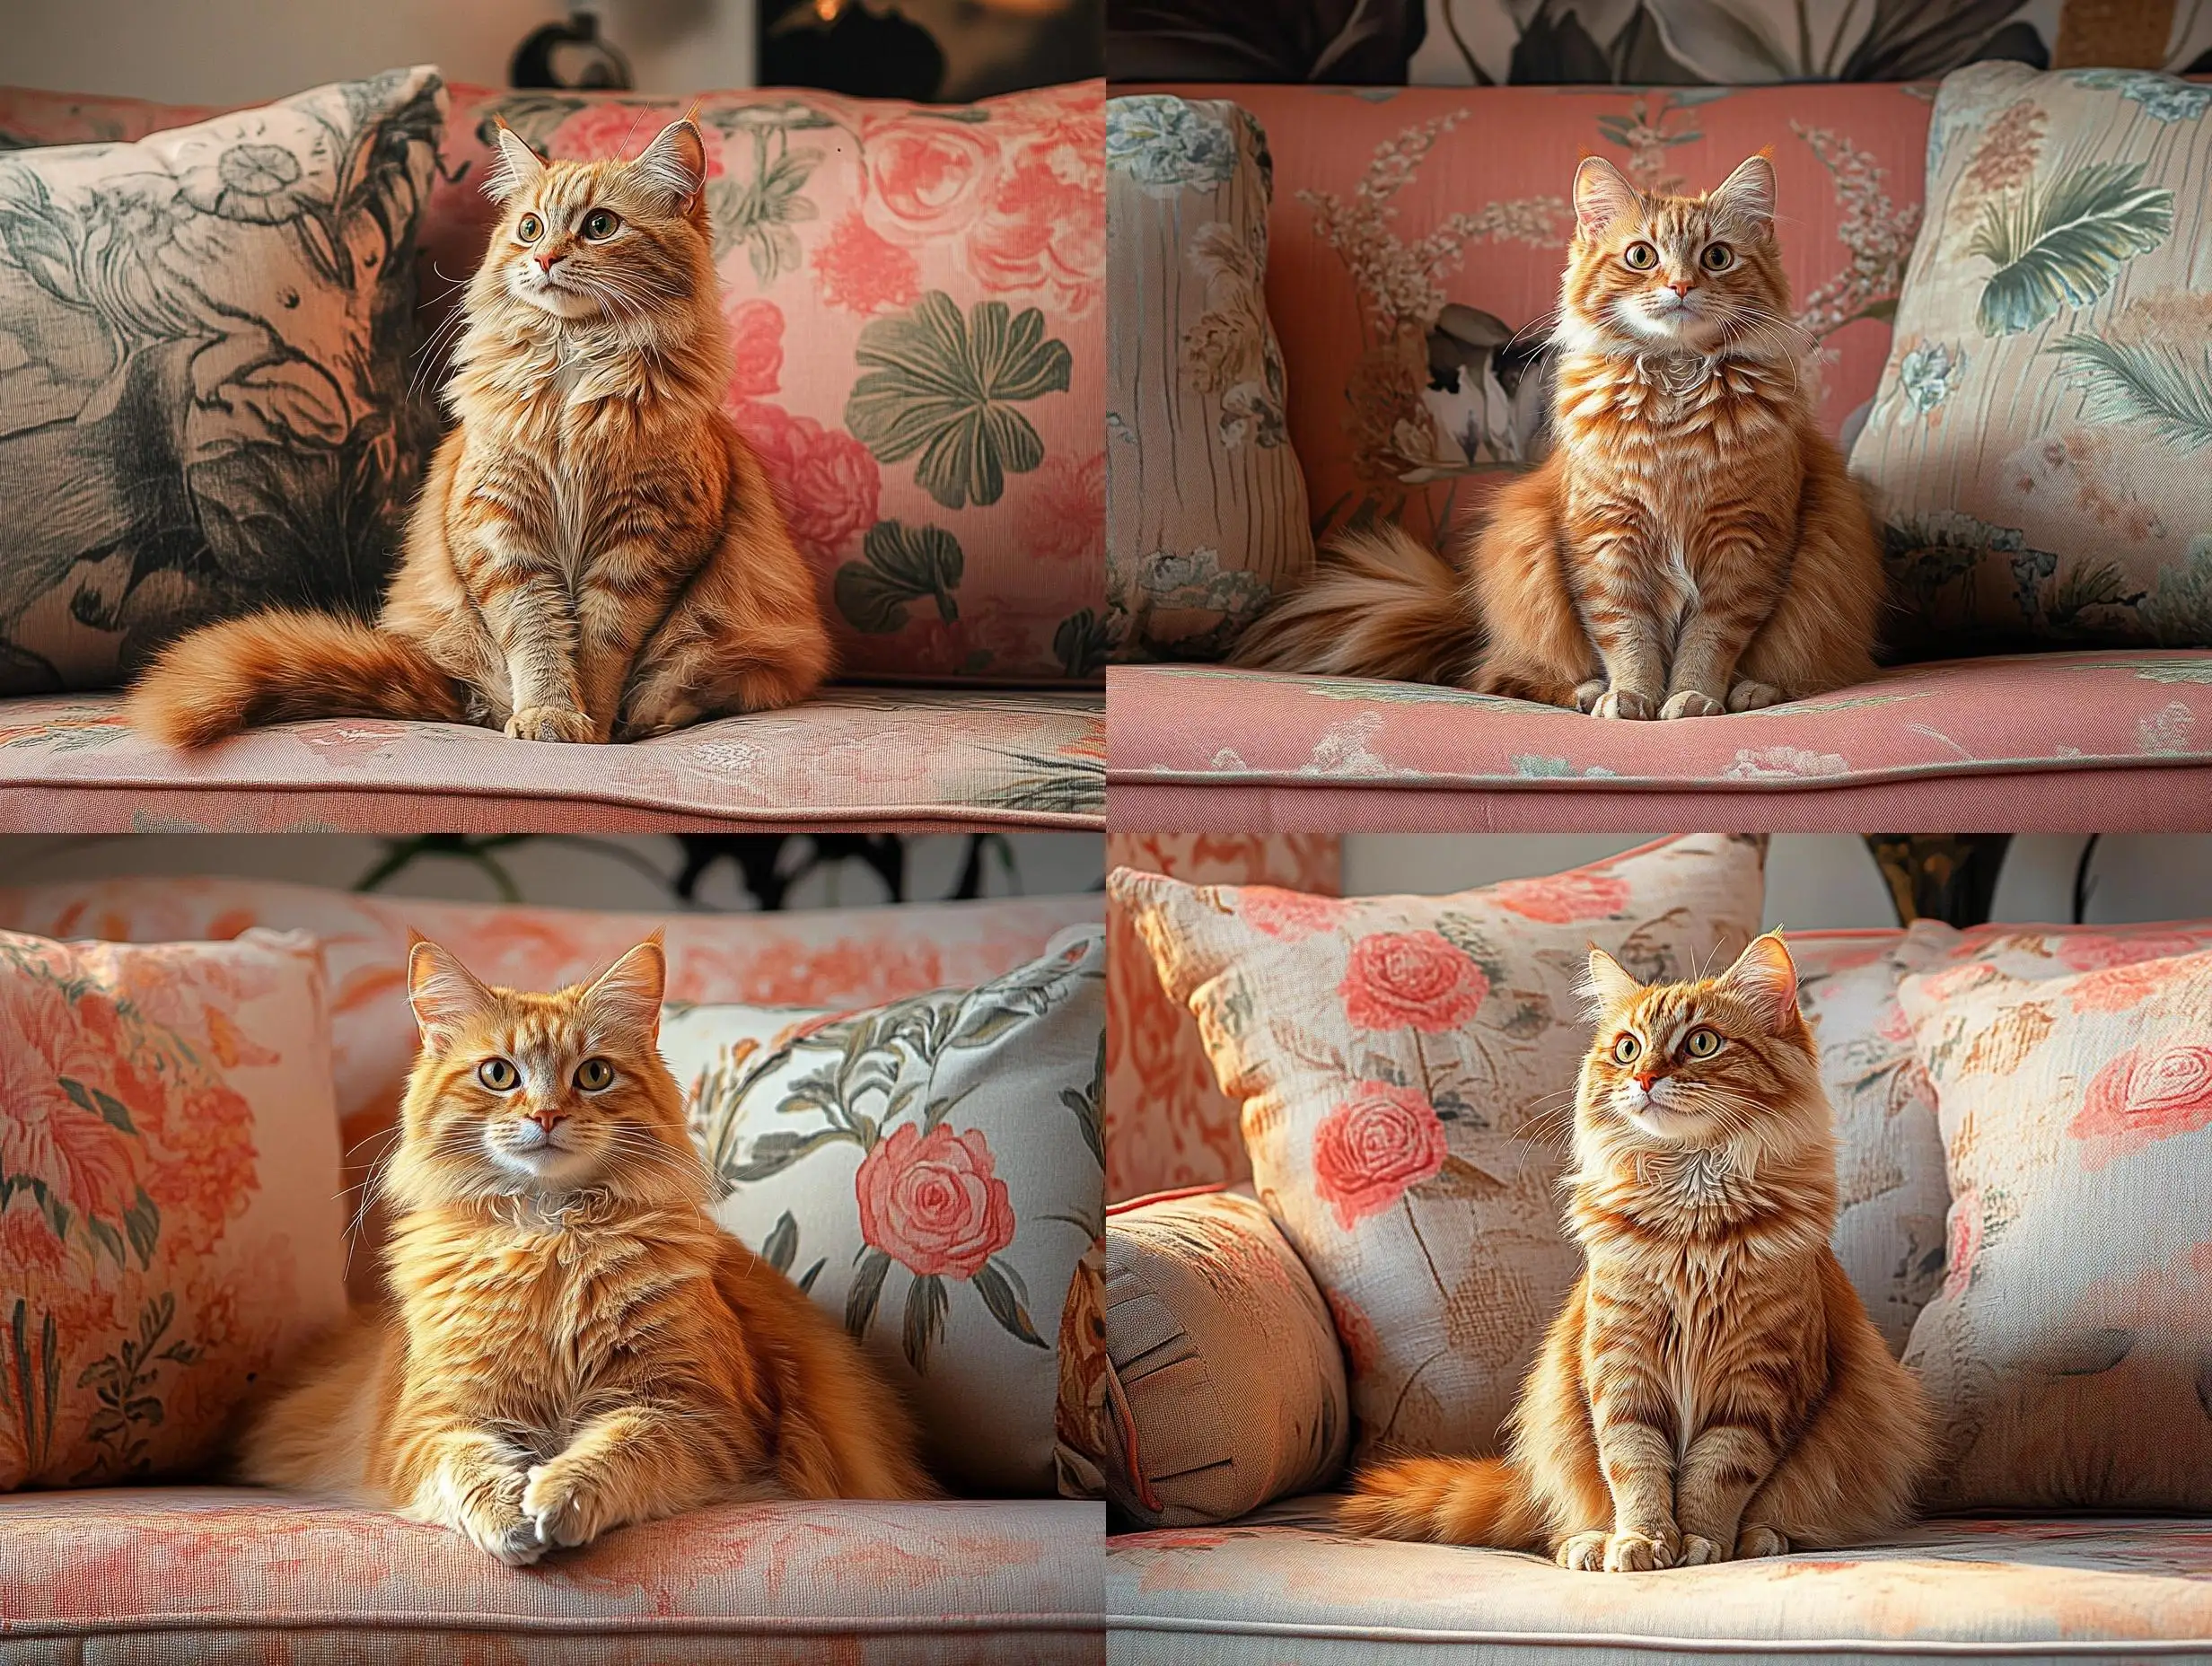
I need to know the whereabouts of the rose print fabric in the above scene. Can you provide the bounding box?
[1899,944,2212,1511]
[1853,64,2212,654]
[0,928,346,1490]
[663,925,1106,1497]
[1106,96,1313,662]
[1110,834,1767,1460]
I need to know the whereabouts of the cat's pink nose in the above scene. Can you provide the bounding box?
[534,251,559,273]
[1667,280,1693,296]
[525,1108,566,1131]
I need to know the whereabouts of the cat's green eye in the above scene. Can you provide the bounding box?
[575,1057,614,1091]
[1612,1033,1642,1064]
[582,209,620,241]
[1623,241,1658,271]
[516,214,543,243]
[1700,242,1734,272]
[478,1057,519,1092]
[1685,1027,1722,1058]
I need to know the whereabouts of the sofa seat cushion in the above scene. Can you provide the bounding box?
[1107,653,2212,830]
[1109,1497,2212,1661]
[0,1487,1103,1663]
[0,690,1103,832]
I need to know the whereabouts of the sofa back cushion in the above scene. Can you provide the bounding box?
[0,77,1107,686]
[1180,83,1932,551]
[0,70,445,696]
[1850,65,2212,655]
[0,927,346,1489]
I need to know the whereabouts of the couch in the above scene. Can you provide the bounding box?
[0,882,1109,1662]
[1104,82,2212,832]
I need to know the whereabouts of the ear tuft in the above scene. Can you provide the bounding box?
[585,933,667,1037]
[1580,946,1645,1016]
[1718,929,1800,1030]
[1707,153,1777,237]
[485,121,548,204]
[632,118,707,214]
[408,937,497,1047]
[1573,155,1641,240]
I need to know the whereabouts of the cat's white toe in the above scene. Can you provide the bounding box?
[523,1464,592,1549]
[1660,690,1724,720]
[1593,689,1656,721]
[1558,1530,1609,1571]
[1678,1533,1726,1565]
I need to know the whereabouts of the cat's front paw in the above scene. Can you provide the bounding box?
[1659,690,1724,720]
[505,706,594,744]
[523,1460,604,1551]
[457,1468,543,1566]
[1557,1530,1610,1572]
[1573,680,1608,714]
[1735,1525,1789,1559]
[1726,680,1783,713]
[1677,1533,1727,1565]
[1602,1527,1678,1572]
[1592,689,1656,721]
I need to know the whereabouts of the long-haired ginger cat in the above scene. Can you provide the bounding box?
[131,118,830,746]
[1344,932,1930,1568]
[239,934,929,1563]
[1241,154,1883,717]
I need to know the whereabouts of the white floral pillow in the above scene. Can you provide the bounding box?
[663,925,1105,1497]
[1111,835,1767,1461]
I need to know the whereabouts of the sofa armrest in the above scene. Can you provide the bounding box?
[1103,1189,1349,1527]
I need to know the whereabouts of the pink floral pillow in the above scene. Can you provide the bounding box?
[0,77,1105,684]
[1900,945,2212,1510]
[663,925,1106,1498]
[0,928,346,1489]
[1110,834,1766,1461]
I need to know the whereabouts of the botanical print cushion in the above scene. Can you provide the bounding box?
[0,927,346,1489]
[1104,1188,1349,1527]
[1900,945,2212,1510]
[665,925,1106,1497]
[1854,64,2212,654]
[1111,833,1766,1460]
[1105,95,1312,662]
[0,77,1107,686]
[0,69,445,696]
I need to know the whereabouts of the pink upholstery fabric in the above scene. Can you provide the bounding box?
[1106,654,2212,830]
[0,1487,1104,1663]
[0,690,1102,832]
[1110,1498,2212,1661]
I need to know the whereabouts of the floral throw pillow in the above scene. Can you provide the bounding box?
[664,925,1106,1497]
[1111,834,1767,1461]
[1105,95,1312,662]
[0,928,347,1490]
[1900,945,2212,1510]
[0,69,445,695]
[1852,63,2212,654]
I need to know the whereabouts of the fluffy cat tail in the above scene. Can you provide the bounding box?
[129,612,467,747]
[1233,522,1474,684]
[1339,1455,1549,1549]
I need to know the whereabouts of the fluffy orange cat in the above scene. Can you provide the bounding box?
[1344,932,1931,1568]
[239,934,929,1563]
[1241,154,1883,717]
[131,118,830,747]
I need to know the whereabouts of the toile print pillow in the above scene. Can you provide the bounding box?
[0,68,445,696]
[1853,62,2212,654]
[1105,94,1312,662]
[664,925,1106,1497]
[1111,834,1767,1462]
[1899,945,2212,1510]
[0,927,347,1490]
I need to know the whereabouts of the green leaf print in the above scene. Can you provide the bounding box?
[1053,609,1112,680]
[759,1209,826,1294]
[1969,161,2172,337]
[60,1076,136,1135]
[971,1259,1048,1349]
[834,522,964,635]
[2052,334,2212,453]
[902,1273,949,1372]
[847,1246,893,1337]
[846,293,1074,511]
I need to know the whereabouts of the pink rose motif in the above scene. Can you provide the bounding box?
[863,116,999,242]
[726,300,784,399]
[2068,956,2192,1014]
[549,103,725,176]
[1239,886,1349,942]
[815,209,921,316]
[966,101,1105,313]
[2059,934,2204,973]
[1018,453,1106,565]
[1489,872,1630,925]
[1325,1289,1380,1377]
[726,399,881,566]
[1340,931,1488,1032]
[2070,1039,2212,1169]
[1312,1083,1448,1230]
[0,984,141,1228]
[1944,1188,1982,1299]
[856,1123,1017,1279]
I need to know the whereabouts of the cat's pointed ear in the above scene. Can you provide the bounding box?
[584,933,667,1038]
[1581,946,1644,1015]
[1708,153,1777,239]
[408,933,498,1048]
[485,120,547,204]
[1573,155,1641,240]
[632,117,707,215]
[1718,929,1800,1030]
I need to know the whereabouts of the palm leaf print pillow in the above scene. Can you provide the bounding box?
[0,69,445,695]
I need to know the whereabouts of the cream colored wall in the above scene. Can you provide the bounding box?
[1342,834,2212,928]
[1,0,758,103]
